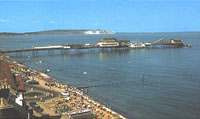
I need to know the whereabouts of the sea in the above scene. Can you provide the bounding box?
[0,32,200,119]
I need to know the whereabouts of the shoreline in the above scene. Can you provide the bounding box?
[5,55,127,119]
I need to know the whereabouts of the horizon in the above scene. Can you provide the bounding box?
[0,0,200,32]
[0,29,200,34]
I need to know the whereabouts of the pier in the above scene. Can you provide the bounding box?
[0,38,191,57]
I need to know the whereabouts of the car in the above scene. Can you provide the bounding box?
[29,102,36,107]
[29,102,44,112]
[27,80,39,85]
[26,80,32,83]
[35,107,43,112]
[61,91,69,96]
[41,114,49,118]
[23,77,30,82]
[33,104,40,108]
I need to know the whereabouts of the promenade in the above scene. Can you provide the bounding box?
[4,55,126,119]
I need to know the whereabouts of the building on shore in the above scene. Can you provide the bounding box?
[0,58,16,90]
[67,109,97,119]
[0,78,29,119]
[84,30,115,34]
[0,56,31,119]
[0,97,29,119]
[96,38,119,47]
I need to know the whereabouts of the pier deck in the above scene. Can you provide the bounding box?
[0,38,190,55]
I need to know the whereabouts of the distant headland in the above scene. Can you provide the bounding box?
[0,29,115,36]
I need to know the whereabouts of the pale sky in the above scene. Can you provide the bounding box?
[0,0,199,32]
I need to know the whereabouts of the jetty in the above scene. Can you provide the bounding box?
[0,38,192,57]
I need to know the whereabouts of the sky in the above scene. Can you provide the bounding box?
[0,0,199,32]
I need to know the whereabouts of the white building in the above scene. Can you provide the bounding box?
[96,38,119,47]
[15,93,24,106]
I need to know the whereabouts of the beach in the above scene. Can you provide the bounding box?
[1,32,200,118]
[4,55,126,119]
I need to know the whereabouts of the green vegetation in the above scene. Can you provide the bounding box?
[0,29,113,36]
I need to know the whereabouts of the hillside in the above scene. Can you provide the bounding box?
[0,30,115,36]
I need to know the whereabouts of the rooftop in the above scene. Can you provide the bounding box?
[71,112,96,119]
[100,38,118,42]
[0,58,16,89]
[16,75,25,92]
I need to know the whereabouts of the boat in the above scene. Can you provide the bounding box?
[110,67,115,70]
[83,72,87,75]
[46,69,51,72]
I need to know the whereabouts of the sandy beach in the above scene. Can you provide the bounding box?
[5,55,126,119]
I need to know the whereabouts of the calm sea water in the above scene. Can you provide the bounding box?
[0,32,200,119]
